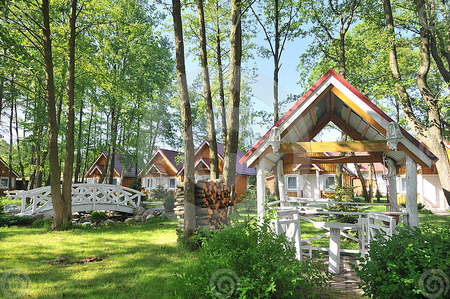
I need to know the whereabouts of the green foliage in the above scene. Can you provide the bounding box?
[164,191,176,213]
[325,186,359,224]
[0,215,34,227]
[173,219,330,298]
[31,218,53,229]
[150,185,168,202]
[354,224,450,299]
[90,211,108,224]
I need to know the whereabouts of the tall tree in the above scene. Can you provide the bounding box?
[222,0,242,195]
[172,0,196,237]
[197,0,219,179]
[382,0,450,205]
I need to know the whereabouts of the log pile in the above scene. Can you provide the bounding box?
[174,180,236,230]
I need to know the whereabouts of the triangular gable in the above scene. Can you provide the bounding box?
[179,140,256,176]
[0,157,20,178]
[141,148,184,177]
[240,69,438,169]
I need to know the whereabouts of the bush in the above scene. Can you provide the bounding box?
[0,199,21,215]
[173,219,330,298]
[354,224,450,298]
[0,215,34,227]
[150,185,168,202]
[90,211,108,224]
[32,218,53,229]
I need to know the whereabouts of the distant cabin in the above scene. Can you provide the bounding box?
[85,152,140,188]
[140,140,256,200]
[0,157,19,196]
[140,148,184,196]
[178,140,256,200]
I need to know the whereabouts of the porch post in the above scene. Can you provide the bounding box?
[277,160,287,207]
[406,156,419,227]
[257,159,266,220]
[386,158,397,212]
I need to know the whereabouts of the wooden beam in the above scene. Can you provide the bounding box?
[292,155,382,164]
[278,140,391,153]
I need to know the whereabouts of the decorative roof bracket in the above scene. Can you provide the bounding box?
[269,127,281,153]
[386,122,403,151]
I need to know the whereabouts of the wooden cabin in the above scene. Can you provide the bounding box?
[177,140,257,200]
[85,152,140,188]
[139,148,184,196]
[0,157,19,197]
[240,69,439,227]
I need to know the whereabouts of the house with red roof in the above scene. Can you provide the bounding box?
[84,152,140,188]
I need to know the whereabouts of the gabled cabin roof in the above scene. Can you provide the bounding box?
[85,152,140,178]
[180,139,256,176]
[140,148,184,177]
[240,69,438,170]
[0,157,20,178]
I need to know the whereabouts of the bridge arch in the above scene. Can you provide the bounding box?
[14,184,142,216]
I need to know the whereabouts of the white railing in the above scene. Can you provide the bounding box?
[14,183,142,216]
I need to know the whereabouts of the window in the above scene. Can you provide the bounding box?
[169,178,176,189]
[285,175,297,191]
[323,175,336,191]
[0,177,8,189]
[399,177,406,193]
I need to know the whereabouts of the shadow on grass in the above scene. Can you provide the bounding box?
[1,220,194,299]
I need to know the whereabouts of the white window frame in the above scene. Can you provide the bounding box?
[398,176,407,193]
[285,175,298,191]
[323,174,336,192]
[168,177,177,190]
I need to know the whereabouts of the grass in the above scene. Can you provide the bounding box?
[0,218,195,299]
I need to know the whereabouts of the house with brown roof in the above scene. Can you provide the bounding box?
[178,140,256,199]
[84,152,140,188]
[0,157,19,196]
[140,148,184,195]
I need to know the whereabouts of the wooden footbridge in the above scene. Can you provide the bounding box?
[12,183,142,216]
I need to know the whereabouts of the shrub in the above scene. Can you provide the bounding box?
[164,191,176,213]
[90,211,108,224]
[354,224,450,298]
[173,219,330,298]
[150,185,167,202]
[32,218,53,229]
[0,215,34,227]
[0,199,21,215]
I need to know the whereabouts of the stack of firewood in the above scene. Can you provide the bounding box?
[174,180,235,230]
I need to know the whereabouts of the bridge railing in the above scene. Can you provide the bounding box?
[15,183,142,216]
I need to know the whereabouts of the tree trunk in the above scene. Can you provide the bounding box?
[223,0,242,196]
[172,0,196,238]
[197,0,219,180]
[60,0,78,228]
[215,14,227,145]
[41,0,66,230]
[355,163,370,202]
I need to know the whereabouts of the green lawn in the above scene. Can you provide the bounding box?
[0,219,195,299]
[1,208,448,299]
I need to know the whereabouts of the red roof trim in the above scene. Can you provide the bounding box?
[240,69,438,164]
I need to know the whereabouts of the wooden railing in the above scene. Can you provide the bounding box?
[14,183,142,216]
